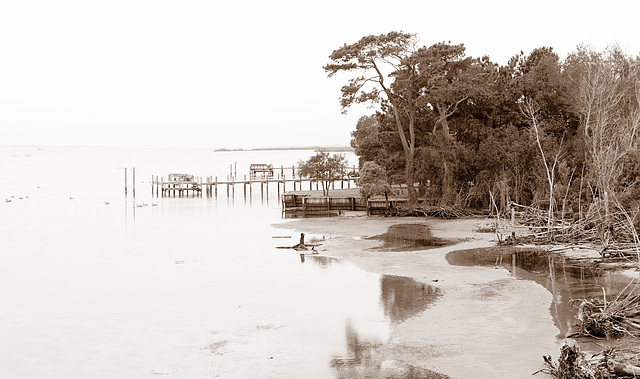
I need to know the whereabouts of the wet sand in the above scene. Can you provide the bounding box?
[275,214,562,378]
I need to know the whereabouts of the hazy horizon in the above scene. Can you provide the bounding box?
[2,0,638,149]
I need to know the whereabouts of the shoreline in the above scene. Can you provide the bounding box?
[274,214,561,378]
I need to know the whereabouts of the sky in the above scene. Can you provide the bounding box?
[1,0,638,149]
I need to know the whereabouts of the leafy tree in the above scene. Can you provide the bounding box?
[350,115,385,168]
[325,32,422,204]
[297,150,348,196]
[414,42,478,135]
[336,33,640,223]
[357,161,392,201]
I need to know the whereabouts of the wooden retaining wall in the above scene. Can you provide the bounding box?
[367,198,439,215]
[282,195,367,215]
[282,195,439,216]
[367,199,407,215]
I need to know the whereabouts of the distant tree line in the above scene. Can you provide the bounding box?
[325,32,640,224]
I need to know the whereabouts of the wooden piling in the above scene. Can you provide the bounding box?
[132,167,136,198]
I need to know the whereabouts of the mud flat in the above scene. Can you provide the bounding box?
[275,214,568,378]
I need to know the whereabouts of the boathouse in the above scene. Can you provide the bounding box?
[249,164,274,180]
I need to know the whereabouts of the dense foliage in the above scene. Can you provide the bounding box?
[327,33,640,220]
[297,150,348,196]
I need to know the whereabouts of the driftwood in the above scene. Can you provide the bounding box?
[276,233,321,251]
[537,343,640,378]
[540,286,640,377]
[503,202,640,259]
[572,283,640,339]
[536,344,606,378]
[608,360,640,376]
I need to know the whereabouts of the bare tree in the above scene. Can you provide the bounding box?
[577,54,640,229]
[520,98,564,231]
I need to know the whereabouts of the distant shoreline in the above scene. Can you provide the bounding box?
[1,145,355,152]
[214,146,355,153]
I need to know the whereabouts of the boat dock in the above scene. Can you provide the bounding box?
[151,174,358,197]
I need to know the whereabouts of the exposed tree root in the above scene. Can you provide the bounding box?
[386,205,474,218]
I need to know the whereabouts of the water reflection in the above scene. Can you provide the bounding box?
[331,320,447,379]
[304,256,442,323]
[303,253,444,377]
[369,224,453,251]
[380,275,442,322]
[304,255,339,268]
[282,211,341,219]
[446,247,638,338]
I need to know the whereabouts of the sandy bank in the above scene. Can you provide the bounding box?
[275,214,562,379]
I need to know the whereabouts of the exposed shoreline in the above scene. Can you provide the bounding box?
[274,213,562,378]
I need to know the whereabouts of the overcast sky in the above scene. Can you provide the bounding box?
[1,0,637,149]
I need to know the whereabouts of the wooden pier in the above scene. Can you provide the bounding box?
[150,164,359,198]
[151,175,358,198]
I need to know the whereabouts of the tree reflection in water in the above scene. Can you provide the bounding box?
[369,224,453,251]
[331,276,445,378]
[446,246,637,339]
[380,275,442,323]
[331,319,449,378]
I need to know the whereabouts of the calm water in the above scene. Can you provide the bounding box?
[0,146,432,378]
[446,247,640,340]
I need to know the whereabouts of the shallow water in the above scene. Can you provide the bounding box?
[369,223,453,250]
[446,246,639,339]
[0,146,437,378]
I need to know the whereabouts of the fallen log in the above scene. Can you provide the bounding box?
[608,360,640,376]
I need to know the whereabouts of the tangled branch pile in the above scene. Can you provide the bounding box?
[537,343,640,378]
[387,205,473,218]
[572,285,640,339]
[540,286,640,377]
[536,343,608,378]
[507,202,640,258]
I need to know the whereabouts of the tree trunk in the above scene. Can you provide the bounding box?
[442,158,449,204]
[405,148,417,205]
[433,114,450,135]
[608,360,640,376]
[391,103,417,206]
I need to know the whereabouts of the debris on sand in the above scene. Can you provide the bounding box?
[540,284,640,378]
[275,232,322,251]
[537,343,640,378]
[571,284,640,339]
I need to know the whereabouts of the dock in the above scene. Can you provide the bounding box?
[150,164,359,198]
[151,175,358,198]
